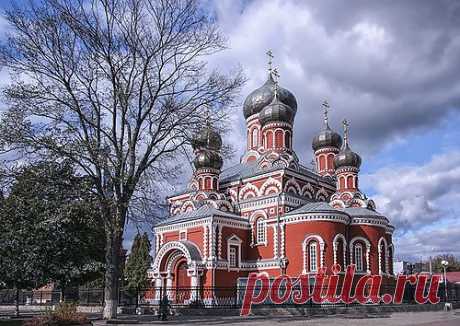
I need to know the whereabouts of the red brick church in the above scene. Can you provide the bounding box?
[151,56,395,301]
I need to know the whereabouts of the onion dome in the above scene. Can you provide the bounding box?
[334,145,361,169]
[191,124,222,151]
[259,95,296,126]
[312,125,342,151]
[193,150,223,170]
[312,102,342,151]
[334,120,361,169]
[243,74,297,119]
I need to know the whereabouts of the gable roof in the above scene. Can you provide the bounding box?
[285,201,346,216]
[155,204,245,227]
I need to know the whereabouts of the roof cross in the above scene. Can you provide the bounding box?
[322,100,330,126]
[342,119,349,145]
[266,49,274,74]
[272,67,280,98]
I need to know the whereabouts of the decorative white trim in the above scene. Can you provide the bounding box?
[227,235,243,271]
[203,225,208,260]
[260,177,282,196]
[302,234,325,274]
[218,225,223,259]
[152,240,202,273]
[349,237,371,274]
[378,237,389,275]
[284,177,301,195]
[332,233,347,266]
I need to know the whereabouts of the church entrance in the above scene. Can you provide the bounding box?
[175,259,191,303]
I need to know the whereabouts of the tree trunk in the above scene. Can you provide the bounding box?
[103,229,123,319]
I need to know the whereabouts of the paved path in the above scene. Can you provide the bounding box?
[93,309,460,326]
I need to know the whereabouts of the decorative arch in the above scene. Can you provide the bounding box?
[316,187,329,201]
[302,234,325,274]
[378,237,389,275]
[284,177,301,195]
[332,233,347,267]
[152,240,202,273]
[249,210,268,245]
[260,177,282,196]
[349,237,371,273]
[181,200,195,213]
[301,183,314,199]
[239,183,259,200]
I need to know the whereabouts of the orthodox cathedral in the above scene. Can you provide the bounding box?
[151,54,395,300]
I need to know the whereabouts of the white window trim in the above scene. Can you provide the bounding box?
[355,243,363,272]
[255,218,267,245]
[309,242,317,272]
[179,230,187,241]
[227,235,242,271]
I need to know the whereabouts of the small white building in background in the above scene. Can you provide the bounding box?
[393,261,409,275]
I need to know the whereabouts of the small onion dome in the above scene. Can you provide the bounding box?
[259,95,296,126]
[243,74,297,119]
[191,125,222,151]
[334,144,362,169]
[193,150,223,170]
[312,125,343,151]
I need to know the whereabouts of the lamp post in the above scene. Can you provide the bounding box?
[441,260,449,303]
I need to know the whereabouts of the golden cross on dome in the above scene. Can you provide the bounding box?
[266,49,274,74]
[272,67,280,98]
[322,100,330,126]
[342,119,349,145]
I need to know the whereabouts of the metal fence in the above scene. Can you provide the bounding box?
[1,283,459,309]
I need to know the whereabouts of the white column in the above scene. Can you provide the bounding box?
[154,276,162,302]
[272,225,278,258]
[366,245,371,274]
[333,242,338,266]
[166,273,174,300]
[189,270,201,302]
[218,225,223,259]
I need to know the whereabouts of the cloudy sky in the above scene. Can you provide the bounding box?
[209,0,460,261]
[1,0,459,261]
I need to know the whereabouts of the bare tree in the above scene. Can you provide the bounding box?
[0,0,243,319]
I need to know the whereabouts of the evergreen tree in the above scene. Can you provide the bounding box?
[124,232,152,294]
[0,160,106,310]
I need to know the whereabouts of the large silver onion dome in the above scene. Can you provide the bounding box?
[312,125,343,151]
[259,96,296,126]
[243,74,297,119]
[334,145,362,169]
[193,150,223,170]
[191,125,222,151]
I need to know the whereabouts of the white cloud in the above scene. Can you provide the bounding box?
[209,0,460,163]
[360,151,460,258]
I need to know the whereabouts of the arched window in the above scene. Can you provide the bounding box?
[327,154,334,170]
[205,177,212,189]
[256,218,266,244]
[309,242,318,272]
[339,176,345,189]
[275,130,284,148]
[354,243,363,272]
[251,128,259,148]
[266,130,273,148]
[285,131,291,149]
[380,242,386,273]
[347,175,354,189]
[319,155,326,171]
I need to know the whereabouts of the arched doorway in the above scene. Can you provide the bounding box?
[151,241,203,303]
[175,259,191,303]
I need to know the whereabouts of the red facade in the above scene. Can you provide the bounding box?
[151,70,395,303]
